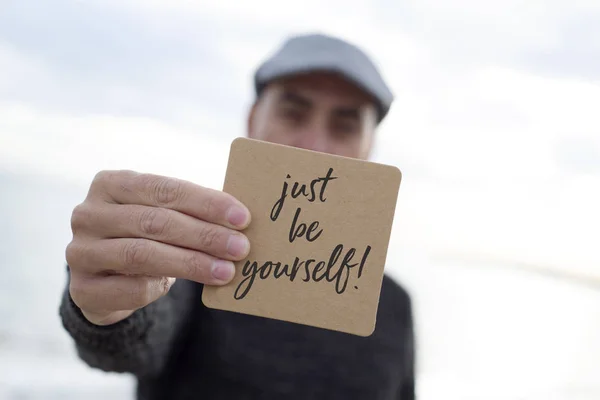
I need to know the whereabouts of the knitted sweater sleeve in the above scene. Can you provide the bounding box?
[58,266,196,378]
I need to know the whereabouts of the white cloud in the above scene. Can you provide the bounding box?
[0,102,231,190]
[2,0,599,274]
[384,67,600,181]
[2,99,598,278]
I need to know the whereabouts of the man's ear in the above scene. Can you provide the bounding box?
[358,105,378,159]
[361,133,375,159]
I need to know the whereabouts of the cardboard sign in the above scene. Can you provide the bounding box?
[202,137,401,336]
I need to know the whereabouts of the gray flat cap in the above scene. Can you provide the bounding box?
[254,33,394,122]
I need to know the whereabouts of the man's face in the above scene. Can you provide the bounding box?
[247,72,378,160]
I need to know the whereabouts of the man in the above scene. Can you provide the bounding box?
[60,32,415,399]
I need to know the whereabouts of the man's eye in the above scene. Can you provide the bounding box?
[332,120,359,136]
[280,108,305,123]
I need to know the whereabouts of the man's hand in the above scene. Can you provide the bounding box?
[65,170,251,326]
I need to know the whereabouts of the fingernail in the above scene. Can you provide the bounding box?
[227,234,249,258]
[212,260,235,282]
[226,206,249,228]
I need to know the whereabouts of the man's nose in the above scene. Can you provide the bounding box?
[293,127,328,153]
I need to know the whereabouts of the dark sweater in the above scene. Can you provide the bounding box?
[59,268,415,399]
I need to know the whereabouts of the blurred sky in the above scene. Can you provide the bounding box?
[0,1,599,399]
[1,0,598,278]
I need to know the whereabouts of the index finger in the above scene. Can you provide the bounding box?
[92,170,250,229]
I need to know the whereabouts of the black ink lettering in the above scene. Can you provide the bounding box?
[308,177,319,202]
[288,207,323,243]
[306,220,322,242]
[291,182,309,199]
[232,243,373,299]
[234,260,259,300]
[270,175,290,222]
[303,259,315,282]
[325,244,344,279]
[289,207,307,243]
[319,168,338,202]
[290,257,302,280]
[273,262,286,278]
[259,262,273,279]
[334,248,358,294]
[312,261,327,281]
[269,169,338,228]
[358,245,371,278]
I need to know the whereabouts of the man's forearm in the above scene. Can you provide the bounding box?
[59,266,197,378]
